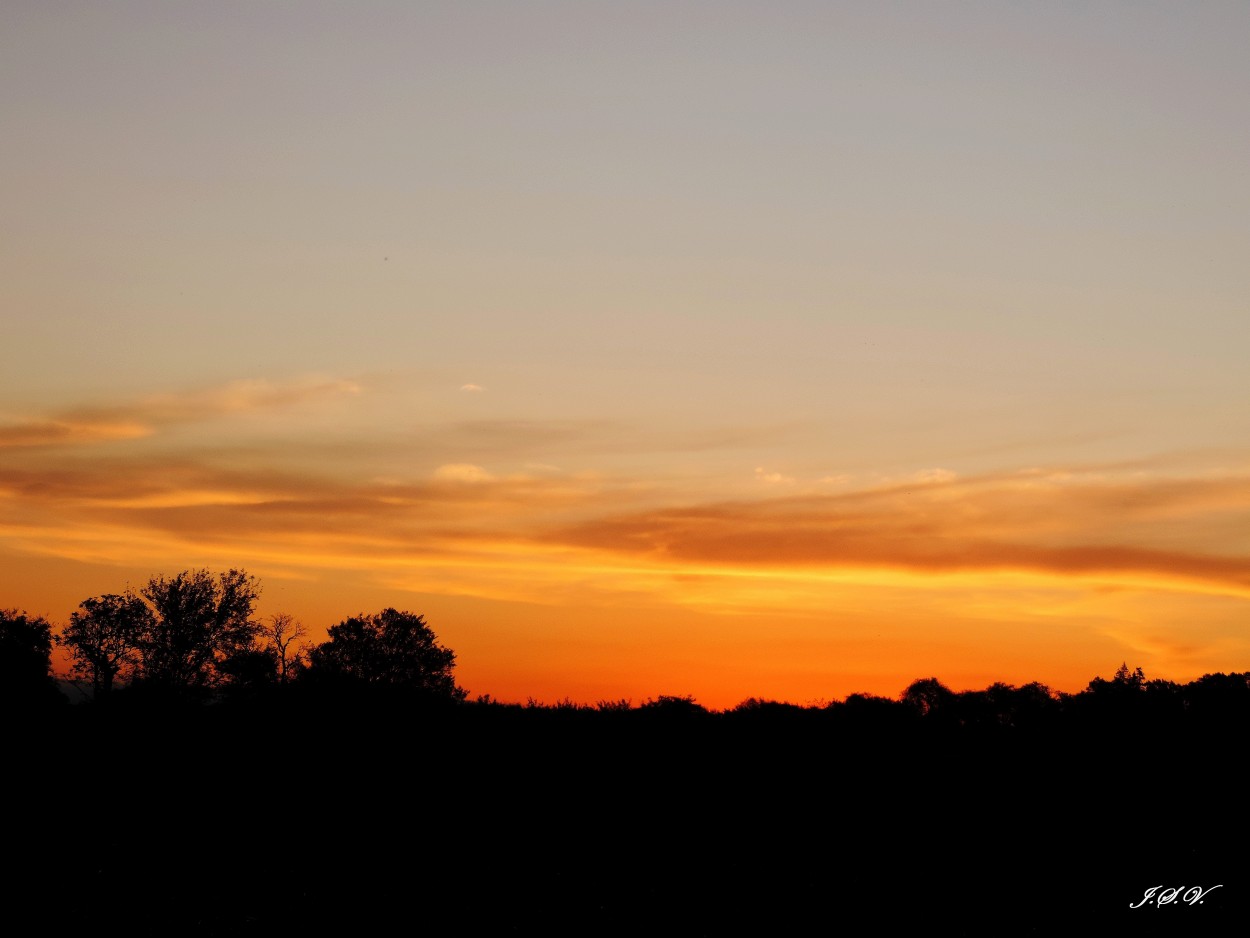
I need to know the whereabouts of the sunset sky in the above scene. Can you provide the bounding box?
[3,2,1248,707]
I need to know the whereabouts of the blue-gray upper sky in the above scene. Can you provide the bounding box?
[6,2,1247,434]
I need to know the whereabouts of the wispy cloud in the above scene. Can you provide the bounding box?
[3,385,1249,627]
[6,440,1250,598]
[754,467,795,485]
[549,467,1250,596]
[0,378,362,449]
[433,463,494,483]
[399,417,797,463]
[6,436,1250,692]
[0,420,151,448]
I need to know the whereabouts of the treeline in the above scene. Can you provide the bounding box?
[4,567,1250,736]
[462,664,1250,743]
[2,567,465,708]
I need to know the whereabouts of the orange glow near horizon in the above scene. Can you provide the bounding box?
[8,408,1249,710]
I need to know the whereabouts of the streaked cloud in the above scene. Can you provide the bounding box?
[389,417,798,464]
[4,421,1250,701]
[817,474,853,486]
[550,467,1250,596]
[433,463,494,483]
[0,420,151,448]
[3,382,1249,701]
[0,377,362,449]
[5,430,1249,600]
[754,467,795,485]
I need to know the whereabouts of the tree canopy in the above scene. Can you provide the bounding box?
[132,568,262,694]
[304,608,466,701]
[58,593,151,697]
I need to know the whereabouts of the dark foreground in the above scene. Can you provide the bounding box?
[6,697,1243,936]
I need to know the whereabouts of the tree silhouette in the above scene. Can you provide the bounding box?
[304,608,465,700]
[1084,662,1147,699]
[641,694,708,715]
[901,677,955,718]
[261,613,307,683]
[976,681,1055,728]
[58,593,152,698]
[132,568,262,695]
[0,608,63,708]
[217,646,279,692]
[1114,662,1146,689]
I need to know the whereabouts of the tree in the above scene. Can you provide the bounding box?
[261,613,307,684]
[1084,662,1147,699]
[58,593,152,698]
[1113,662,1146,690]
[640,694,708,715]
[304,608,465,701]
[979,681,1055,728]
[217,646,279,693]
[133,568,262,694]
[0,608,63,708]
[901,677,956,717]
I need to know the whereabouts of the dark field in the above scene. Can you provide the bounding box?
[7,687,1243,936]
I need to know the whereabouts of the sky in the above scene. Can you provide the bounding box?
[3,1,1249,708]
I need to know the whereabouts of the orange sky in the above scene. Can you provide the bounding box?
[4,384,1248,707]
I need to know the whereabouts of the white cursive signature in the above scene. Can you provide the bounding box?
[1129,885,1223,908]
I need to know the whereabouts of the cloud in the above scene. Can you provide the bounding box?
[4,381,1250,620]
[416,418,798,461]
[817,474,852,486]
[548,467,1250,596]
[0,420,151,448]
[0,377,361,449]
[910,468,957,485]
[433,463,494,483]
[6,423,1249,703]
[459,384,484,392]
[0,451,629,564]
[754,467,795,485]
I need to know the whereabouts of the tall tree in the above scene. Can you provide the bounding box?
[261,613,307,684]
[133,569,262,694]
[58,593,152,698]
